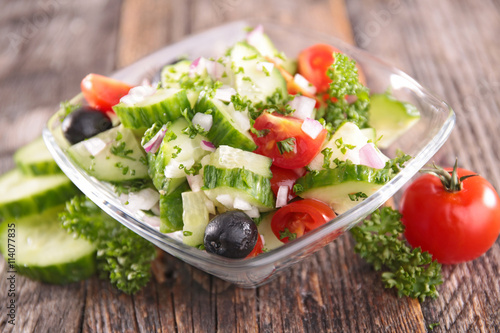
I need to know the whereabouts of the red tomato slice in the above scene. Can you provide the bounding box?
[270,165,305,201]
[271,199,336,243]
[298,44,340,93]
[251,112,327,169]
[81,74,132,112]
[246,233,264,258]
[298,44,366,93]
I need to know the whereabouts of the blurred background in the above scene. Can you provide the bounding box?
[1,0,499,332]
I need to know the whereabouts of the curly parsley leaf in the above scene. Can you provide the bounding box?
[324,53,370,131]
[60,196,156,294]
[350,207,442,301]
[277,137,296,155]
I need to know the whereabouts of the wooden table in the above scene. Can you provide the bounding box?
[1,0,499,332]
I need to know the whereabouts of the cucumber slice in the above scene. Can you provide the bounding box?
[0,169,79,220]
[147,118,210,194]
[256,212,283,251]
[67,125,149,182]
[14,137,61,175]
[161,60,192,89]
[194,94,257,151]
[295,164,393,214]
[0,205,96,284]
[113,88,190,129]
[246,30,297,74]
[368,93,420,148]
[159,181,190,233]
[181,191,210,247]
[227,42,287,105]
[309,122,372,170]
[204,145,272,178]
[202,165,275,211]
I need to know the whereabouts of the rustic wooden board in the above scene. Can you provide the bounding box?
[0,0,499,332]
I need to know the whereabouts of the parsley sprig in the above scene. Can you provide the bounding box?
[323,53,370,132]
[350,207,442,301]
[60,196,156,294]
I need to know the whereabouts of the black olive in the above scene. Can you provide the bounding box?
[62,106,112,144]
[204,211,258,259]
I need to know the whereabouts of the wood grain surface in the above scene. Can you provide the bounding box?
[1,0,499,332]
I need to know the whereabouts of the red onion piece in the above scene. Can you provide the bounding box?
[200,140,216,152]
[143,124,167,154]
[186,174,203,192]
[359,143,385,169]
[301,118,323,139]
[246,24,264,46]
[276,185,289,208]
[293,73,317,95]
[288,95,316,120]
[214,87,236,102]
[192,113,213,132]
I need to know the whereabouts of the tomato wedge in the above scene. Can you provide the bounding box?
[251,112,327,169]
[270,165,305,201]
[246,233,264,258]
[298,44,340,93]
[271,199,336,243]
[81,74,132,112]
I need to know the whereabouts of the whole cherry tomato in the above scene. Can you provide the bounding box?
[271,199,336,243]
[400,162,500,264]
[81,73,132,112]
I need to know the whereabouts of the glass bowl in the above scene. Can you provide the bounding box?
[43,20,455,287]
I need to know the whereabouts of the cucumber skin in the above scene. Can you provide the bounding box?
[202,165,274,209]
[159,181,190,233]
[113,89,190,129]
[0,209,96,285]
[13,137,62,176]
[295,164,392,193]
[16,161,61,176]
[0,171,80,221]
[14,253,96,284]
[195,95,257,152]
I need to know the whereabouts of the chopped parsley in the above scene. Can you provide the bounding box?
[111,142,135,161]
[277,137,296,155]
[279,228,297,241]
[348,192,368,201]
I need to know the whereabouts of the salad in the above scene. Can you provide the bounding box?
[59,25,419,258]
[1,25,420,270]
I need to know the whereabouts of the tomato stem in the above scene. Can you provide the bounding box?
[420,158,478,192]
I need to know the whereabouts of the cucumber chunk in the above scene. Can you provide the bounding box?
[309,122,372,170]
[203,145,272,178]
[14,137,61,175]
[113,88,190,129]
[67,125,149,182]
[147,118,210,194]
[256,212,283,251]
[182,191,210,247]
[368,93,420,148]
[0,169,79,220]
[202,165,275,211]
[159,181,190,233]
[194,93,257,151]
[295,164,393,214]
[0,205,96,284]
[227,42,287,105]
[246,29,297,74]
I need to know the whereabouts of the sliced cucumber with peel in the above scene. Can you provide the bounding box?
[67,125,149,182]
[0,169,79,220]
[295,164,393,214]
[0,205,96,284]
[14,137,61,175]
[194,94,257,151]
[113,88,190,129]
[227,42,287,105]
[147,118,210,195]
[203,145,272,178]
[228,42,287,103]
[159,180,190,233]
[368,93,420,148]
[181,191,210,247]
